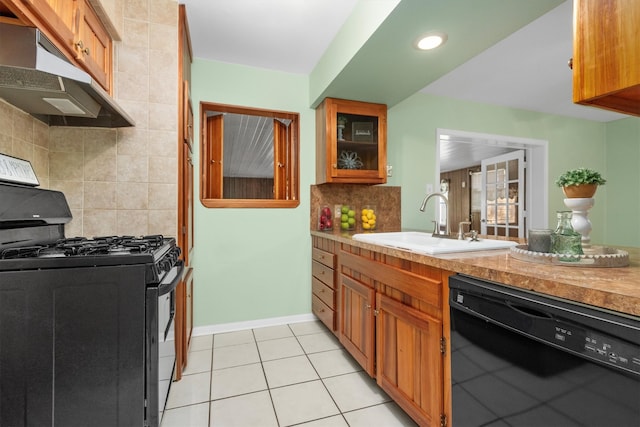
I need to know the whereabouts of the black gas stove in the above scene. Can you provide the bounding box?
[0,233,179,285]
[0,182,182,426]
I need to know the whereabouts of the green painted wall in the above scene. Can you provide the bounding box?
[604,118,640,246]
[191,59,315,328]
[386,92,621,244]
[191,61,639,329]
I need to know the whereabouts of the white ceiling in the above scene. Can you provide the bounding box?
[181,0,628,123]
[181,0,629,175]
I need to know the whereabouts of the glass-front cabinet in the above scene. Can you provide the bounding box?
[316,98,387,184]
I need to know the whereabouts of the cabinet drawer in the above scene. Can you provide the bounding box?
[312,277,335,308]
[312,260,335,288]
[312,294,336,331]
[312,247,335,268]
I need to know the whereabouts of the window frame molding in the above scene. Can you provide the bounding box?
[199,101,300,208]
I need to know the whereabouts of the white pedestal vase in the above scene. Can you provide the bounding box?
[563,197,595,250]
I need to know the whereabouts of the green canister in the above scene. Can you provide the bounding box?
[551,211,583,260]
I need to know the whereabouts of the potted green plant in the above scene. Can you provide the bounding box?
[555,167,606,198]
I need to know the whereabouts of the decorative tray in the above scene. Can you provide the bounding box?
[509,245,629,268]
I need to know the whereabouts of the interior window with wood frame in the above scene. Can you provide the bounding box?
[200,102,300,208]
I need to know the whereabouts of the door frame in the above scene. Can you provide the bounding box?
[436,128,549,230]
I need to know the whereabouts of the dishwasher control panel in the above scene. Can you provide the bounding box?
[583,330,640,375]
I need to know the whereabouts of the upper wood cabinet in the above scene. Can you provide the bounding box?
[316,97,387,184]
[572,0,640,116]
[4,0,112,92]
[74,0,111,92]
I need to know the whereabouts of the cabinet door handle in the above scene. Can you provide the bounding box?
[75,40,90,56]
[365,304,372,309]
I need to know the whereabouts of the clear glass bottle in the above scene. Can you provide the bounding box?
[551,211,583,260]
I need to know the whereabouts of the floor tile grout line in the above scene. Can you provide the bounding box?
[251,327,284,427]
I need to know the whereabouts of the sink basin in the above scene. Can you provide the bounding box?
[352,232,518,255]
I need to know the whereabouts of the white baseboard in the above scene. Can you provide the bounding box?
[192,313,318,336]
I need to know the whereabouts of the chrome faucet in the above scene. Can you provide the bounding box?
[419,192,450,237]
[458,221,471,240]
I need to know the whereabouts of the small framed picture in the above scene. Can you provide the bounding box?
[0,153,39,186]
[352,122,374,142]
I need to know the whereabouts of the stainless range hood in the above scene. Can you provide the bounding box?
[0,23,134,128]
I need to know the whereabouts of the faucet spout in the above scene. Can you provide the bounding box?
[419,192,450,236]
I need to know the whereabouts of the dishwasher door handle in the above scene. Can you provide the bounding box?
[506,301,554,319]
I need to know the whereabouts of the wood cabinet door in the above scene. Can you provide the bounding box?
[75,0,111,91]
[376,293,444,426]
[573,0,640,116]
[339,274,376,376]
[25,0,75,42]
[316,97,387,184]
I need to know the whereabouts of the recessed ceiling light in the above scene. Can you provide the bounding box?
[415,32,447,50]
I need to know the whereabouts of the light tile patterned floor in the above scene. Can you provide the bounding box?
[161,320,418,427]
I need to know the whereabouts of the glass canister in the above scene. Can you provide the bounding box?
[339,204,356,231]
[550,211,583,260]
[360,205,377,231]
[528,229,552,253]
[318,205,333,231]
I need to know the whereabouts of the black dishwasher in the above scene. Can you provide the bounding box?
[449,274,640,427]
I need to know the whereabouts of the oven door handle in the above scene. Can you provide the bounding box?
[158,260,184,296]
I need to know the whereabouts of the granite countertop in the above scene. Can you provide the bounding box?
[311,229,640,318]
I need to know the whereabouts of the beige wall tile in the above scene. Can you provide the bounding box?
[149,49,177,104]
[117,181,149,209]
[118,69,150,103]
[84,181,117,209]
[50,128,85,152]
[83,209,117,237]
[149,156,176,183]
[0,134,12,156]
[148,130,177,157]
[123,19,149,48]
[0,101,50,186]
[116,100,149,130]
[50,152,84,181]
[118,45,149,74]
[148,209,176,238]
[124,0,148,22]
[117,154,149,182]
[33,120,49,148]
[117,210,149,236]
[84,136,117,181]
[50,180,84,209]
[85,149,117,181]
[12,140,33,164]
[12,109,33,143]
[148,102,177,131]
[84,128,117,148]
[32,145,49,180]
[149,23,177,53]
[148,183,176,209]
[0,101,13,137]
[117,127,149,156]
[150,0,177,25]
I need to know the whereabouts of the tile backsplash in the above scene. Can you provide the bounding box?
[0,0,179,239]
[310,184,402,232]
